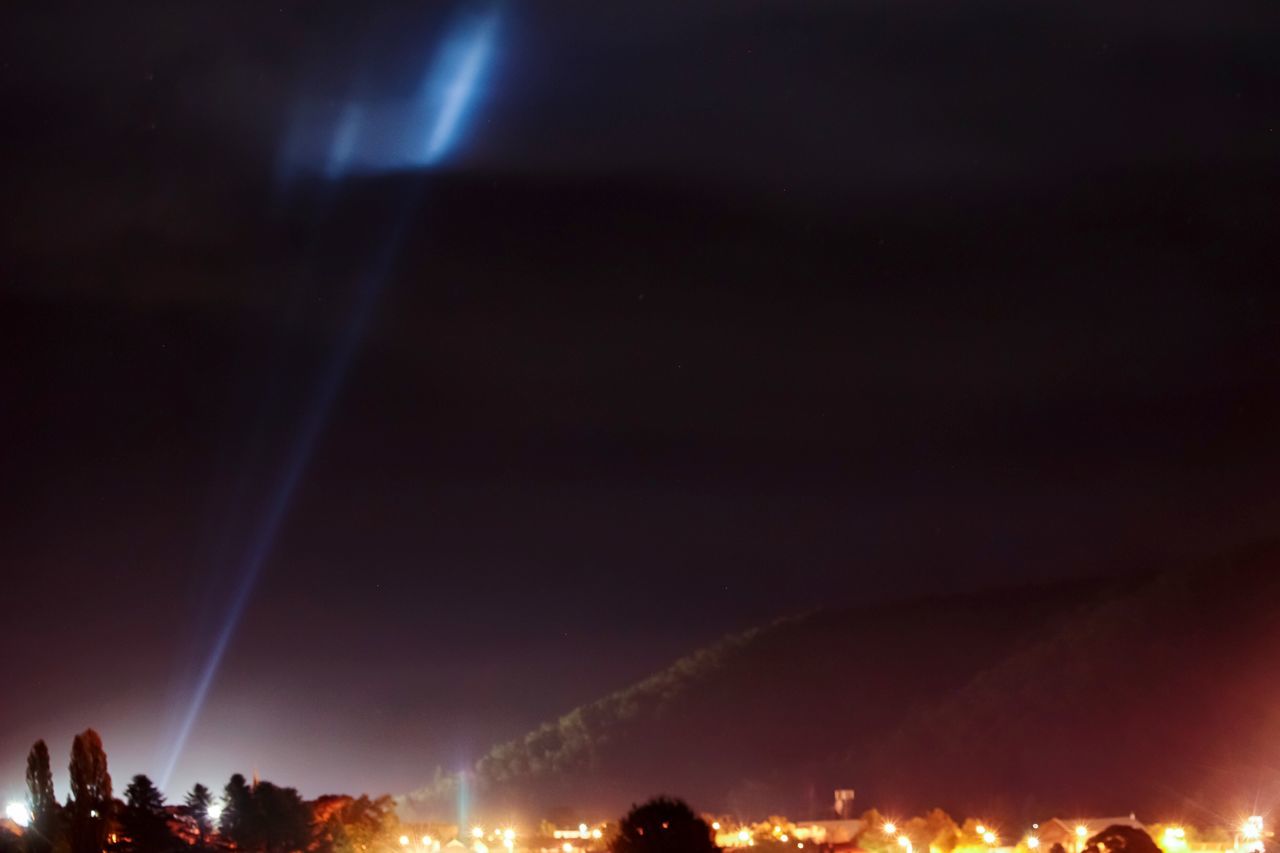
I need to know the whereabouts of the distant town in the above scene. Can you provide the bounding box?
[1,731,1271,853]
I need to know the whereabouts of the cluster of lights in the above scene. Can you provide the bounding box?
[5,802,31,828]
[1241,816,1266,853]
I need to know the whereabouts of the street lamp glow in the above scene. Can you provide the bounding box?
[473,828,486,840]
[579,825,589,836]
[5,802,31,828]
[1027,837,1041,849]
[592,830,603,840]
[739,830,752,843]
[423,837,433,847]
[712,823,721,831]
[400,836,410,847]
[1076,827,1089,839]
[562,844,573,853]
[884,823,898,836]
[1244,818,1265,841]
[977,827,987,836]
[984,832,998,844]
[898,836,912,849]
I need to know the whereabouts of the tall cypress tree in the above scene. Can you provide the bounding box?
[67,730,112,853]
[25,740,59,853]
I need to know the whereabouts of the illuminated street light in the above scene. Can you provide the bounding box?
[579,824,589,836]
[592,830,603,840]
[884,823,898,836]
[400,837,410,847]
[473,829,486,840]
[562,844,574,853]
[5,803,31,828]
[739,830,752,844]
[977,827,987,836]
[713,823,721,831]
[1076,827,1089,839]
[984,833,998,845]
[1243,819,1265,841]
[423,837,433,847]
[1027,837,1041,849]
[781,836,790,843]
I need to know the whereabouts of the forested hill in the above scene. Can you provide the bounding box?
[402,544,1280,824]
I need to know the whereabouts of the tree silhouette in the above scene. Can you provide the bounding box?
[314,795,398,853]
[220,774,252,842]
[220,776,312,853]
[611,797,718,853]
[1082,826,1161,853]
[120,775,176,853]
[67,730,112,853]
[25,740,61,853]
[184,784,214,848]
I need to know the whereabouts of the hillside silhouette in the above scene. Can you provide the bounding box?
[404,544,1280,823]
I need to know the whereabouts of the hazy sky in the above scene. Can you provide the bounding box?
[3,0,1278,807]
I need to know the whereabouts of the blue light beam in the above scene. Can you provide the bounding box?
[418,10,498,166]
[160,4,500,789]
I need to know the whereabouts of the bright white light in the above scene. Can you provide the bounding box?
[473,828,485,840]
[1076,827,1089,839]
[423,837,433,847]
[5,802,31,828]
[984,833,998,844]
[401,836,411,847]
[713,823,721,831]
[884,823,898,836]
[579,825,589,836]
[1027,837,1041,849]
[418,10,498,166]
[208,802,224,823]
[977,827,987,835]
[592,830,603,840]
[562,844,573,853]
[898,836,912,849]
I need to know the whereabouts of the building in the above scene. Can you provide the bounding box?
[1036,817,1145,852]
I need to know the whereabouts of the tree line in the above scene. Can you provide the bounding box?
[2,730,400,853]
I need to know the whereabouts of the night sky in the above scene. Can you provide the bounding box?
[4,0,1279,807]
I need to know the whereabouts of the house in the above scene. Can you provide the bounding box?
[1036,817,1145,852]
